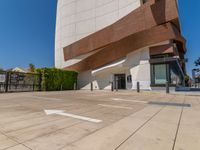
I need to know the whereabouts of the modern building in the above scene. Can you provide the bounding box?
[55,0,186,90]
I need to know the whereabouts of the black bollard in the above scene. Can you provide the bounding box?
[137,82,140,93]
[38,73,42,91]
[5,72,9,93]
[91,82,93,91]
[110,81,114,92]
[166,81,169,94]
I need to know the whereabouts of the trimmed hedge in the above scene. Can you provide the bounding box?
[36,68,78,91]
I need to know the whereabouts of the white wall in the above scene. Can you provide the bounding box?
[55,0,142,68]
[125,48,151,90]
[77,48,151,90]
[78,70,113,90]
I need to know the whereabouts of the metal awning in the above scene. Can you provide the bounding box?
[150,57,185,78]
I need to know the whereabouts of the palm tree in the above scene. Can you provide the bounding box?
[28,63,35,73]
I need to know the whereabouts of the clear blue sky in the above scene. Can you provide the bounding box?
[0,0,57,69]
[178,1,200,76]
[0,0,199,76]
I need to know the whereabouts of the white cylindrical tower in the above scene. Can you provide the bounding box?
[55,0,142,68]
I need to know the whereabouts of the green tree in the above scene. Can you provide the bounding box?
[195,57,200,66]
[28,63,35,73]
[36,68,78,91]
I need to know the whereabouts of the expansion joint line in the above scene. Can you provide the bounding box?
[0,130,32,150]
[172,95,186,150]
[114,96,175,150]
[114,107,164,150]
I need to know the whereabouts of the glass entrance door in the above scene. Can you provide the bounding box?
[114,74,126,89]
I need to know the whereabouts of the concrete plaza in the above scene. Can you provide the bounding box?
[0,90,199,150]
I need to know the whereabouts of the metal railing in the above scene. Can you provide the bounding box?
[0,71,41,93]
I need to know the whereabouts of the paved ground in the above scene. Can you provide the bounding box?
[0,91,199,150]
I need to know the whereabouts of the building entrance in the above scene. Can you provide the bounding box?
[114,74,126,89]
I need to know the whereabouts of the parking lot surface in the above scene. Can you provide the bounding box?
[0,91,199,150]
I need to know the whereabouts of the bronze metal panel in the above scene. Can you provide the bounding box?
[150,44,174,55]
[63,0,180,61]
[65,23,185,72]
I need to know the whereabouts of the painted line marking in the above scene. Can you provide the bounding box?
[98,104,132,110]
[44,110,102,123]
[111,98,148,104]
[29,96,63,101]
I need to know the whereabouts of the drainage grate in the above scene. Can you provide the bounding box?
[148,102,191,107]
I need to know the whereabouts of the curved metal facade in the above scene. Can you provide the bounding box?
[55,0,142,68]
[60,0,185,72]
[55,0,186,90]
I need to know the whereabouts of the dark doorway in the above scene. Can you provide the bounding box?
[114,74,126,89]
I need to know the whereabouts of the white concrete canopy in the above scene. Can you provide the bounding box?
[91,59,127,76]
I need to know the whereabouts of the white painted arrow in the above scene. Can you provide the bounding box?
[44,110,102,123]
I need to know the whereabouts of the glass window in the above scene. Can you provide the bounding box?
[154,64,167,84]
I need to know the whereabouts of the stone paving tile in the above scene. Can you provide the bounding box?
[4,144,30,150]
[117,106,182,150]
[174,96,200,150]
[7,118,80,143]
[61,105,161,150]
[0,91,199,150]
[0,114,63,133]
[0,134,18,150]
[24,123,100,150]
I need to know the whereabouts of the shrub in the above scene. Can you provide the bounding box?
[36,68,78,91]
